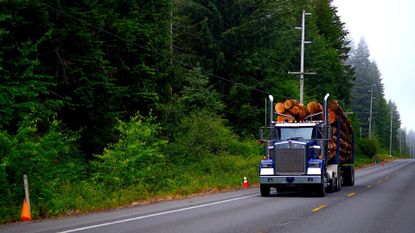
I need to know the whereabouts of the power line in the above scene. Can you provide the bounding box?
[41,2,270,96]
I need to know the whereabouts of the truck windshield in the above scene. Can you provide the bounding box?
[279,127,314,141]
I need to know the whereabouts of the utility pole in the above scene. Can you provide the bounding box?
[368,84,376,139]
[288,9,315,104]
[399,129,402,155]
[389,109,393,156]
[412,130,414,158]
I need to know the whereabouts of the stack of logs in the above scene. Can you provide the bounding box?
[328,100,353,162]
[274,99,323,122]
[274,99,353,162]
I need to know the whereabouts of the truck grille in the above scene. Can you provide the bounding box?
[274,148,306,175]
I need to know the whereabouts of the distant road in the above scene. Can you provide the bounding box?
[1,159,415,233]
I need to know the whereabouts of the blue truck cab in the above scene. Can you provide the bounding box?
[259,94,354,197]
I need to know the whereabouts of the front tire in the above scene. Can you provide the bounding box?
[326,173,335,193]
[334,166,342,192]
[260,184,271,197]
[316,174,325,197]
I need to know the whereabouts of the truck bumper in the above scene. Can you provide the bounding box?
[260,175,322,185]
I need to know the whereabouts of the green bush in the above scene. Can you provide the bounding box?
[355,138,378,158]
[169,112,256,162]
[1,119,84,219]
[164,112,261,191]
[92,115,171,193]
[0,132,12,209]
[0,164,11,207]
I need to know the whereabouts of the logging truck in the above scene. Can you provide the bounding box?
[259,94,355,197]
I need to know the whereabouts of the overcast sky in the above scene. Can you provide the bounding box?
[332,0,415,132]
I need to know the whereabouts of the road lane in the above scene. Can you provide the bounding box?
[1,159,414,233]
[281,159,415,233]
[56,194,260,233]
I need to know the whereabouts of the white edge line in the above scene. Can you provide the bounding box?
[57,194,259,233]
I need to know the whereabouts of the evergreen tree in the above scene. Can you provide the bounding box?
[312,0,354,104]
[44,0,170,156]
[388,100,401,153]
[349,38,376,137]
[349,37,401,150]
[0,0,61,132]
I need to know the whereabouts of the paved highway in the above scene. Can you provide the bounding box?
[1,159,414,233]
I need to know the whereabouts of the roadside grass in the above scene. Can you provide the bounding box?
[354,154,374,168]
[1,151,385,224]
[38,153,386,219]
[5,154,262,221]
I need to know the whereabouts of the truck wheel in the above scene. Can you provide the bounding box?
[326,173,335,193]
[316,174,325,197]
[334,167,342,192]
[342,166,349,185]
[327,177,335,193]
[260,184,271,197]
[342,166,355,186]
[350,167,355,186]
[316,183,325,197]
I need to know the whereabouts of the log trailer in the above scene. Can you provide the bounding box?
[259,94,355,197]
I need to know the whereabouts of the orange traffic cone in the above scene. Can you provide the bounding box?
[243,176,249,189]
[21,199,31,221]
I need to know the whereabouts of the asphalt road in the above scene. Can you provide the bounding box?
[1,159,414,233]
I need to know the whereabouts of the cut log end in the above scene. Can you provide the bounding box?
[275,102,285,114]
[291,106,300,116]
[284,99,298,110]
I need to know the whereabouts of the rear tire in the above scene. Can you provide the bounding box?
[342,166,355,186]
[260,184,271,197]
[350,167,355,186]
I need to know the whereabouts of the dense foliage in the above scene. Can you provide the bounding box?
[0,0,410,222]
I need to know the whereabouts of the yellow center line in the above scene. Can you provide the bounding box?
[312,204,327,212]
[347,192,356,197]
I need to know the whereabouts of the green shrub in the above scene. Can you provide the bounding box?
[355,138,378,158]
[169,112,256,163]
[0,132,12,210]
[92,115,170,193]
[165,112,261,192]
[2,119,84,219]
